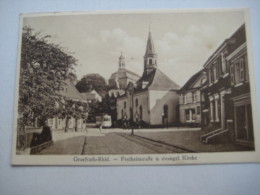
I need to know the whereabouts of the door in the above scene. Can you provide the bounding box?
[235,103,254,143]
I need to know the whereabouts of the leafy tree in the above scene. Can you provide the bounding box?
[58,99,88,132]
[18,27,77,145]
[76,73,108,96]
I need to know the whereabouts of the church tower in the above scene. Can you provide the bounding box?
[119,52,125,70]
[144,30,157,75]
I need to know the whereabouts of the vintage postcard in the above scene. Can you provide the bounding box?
[12,9,260,165]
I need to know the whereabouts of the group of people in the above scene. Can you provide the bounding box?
[122,117,141,129]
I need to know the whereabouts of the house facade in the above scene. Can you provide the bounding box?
[48,80,88,131]
[178,70,207,126]
[200,24,254,147]
[81,90,102,103]
[116,30,179,126]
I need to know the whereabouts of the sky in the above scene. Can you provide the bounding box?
[23,10,245,86]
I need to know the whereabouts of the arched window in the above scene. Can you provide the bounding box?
[149,59,153,64]
[135,98,138,107]
[139,106,143,121]
[163,105,168,117]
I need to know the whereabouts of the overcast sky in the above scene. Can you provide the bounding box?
[23,10,245,86]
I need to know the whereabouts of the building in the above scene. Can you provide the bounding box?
[48,80,88,131]
[178,69,207,126]
[108,53,140,90]
[116,30,180,126]
[81,90,102,103]
[200,24,254,147]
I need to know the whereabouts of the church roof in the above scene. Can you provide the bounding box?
[109,68,140,80]
[145,31,156,56]
[136,69,179,91]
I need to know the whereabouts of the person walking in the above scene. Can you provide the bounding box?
[99,123,102,133]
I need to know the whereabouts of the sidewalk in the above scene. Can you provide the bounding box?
[134,130,253,152]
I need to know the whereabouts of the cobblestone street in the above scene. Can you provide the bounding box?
[38,126,252,155]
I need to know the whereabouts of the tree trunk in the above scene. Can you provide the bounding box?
[75,118,78,132]
[65,116,69,132]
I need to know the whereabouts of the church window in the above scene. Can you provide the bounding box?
[135,98,138,107]
[139,106,143,121]
[163,105,168,118]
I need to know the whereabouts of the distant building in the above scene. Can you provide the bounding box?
[117,30,180,126]
[48,80,88,131]
[108,52,140,90]
[178,70,207,126]
[200,24,254,147]
[81,90,102,103]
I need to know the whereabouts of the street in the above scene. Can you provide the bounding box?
[38,125,251,155]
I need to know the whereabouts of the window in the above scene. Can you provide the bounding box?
[124,101,126,108]
[233,58,246,85]
[218,57,222,76]
[163,105,168,117]
[239,58,245,81]
[197,106,201,115]
[245,55,249,82]
[210,67,214,84]
[139,106,143,121]
[149,59,152,64]
[192,92,197,102]
[208,70,211,85]
[183,94,187,104]
[213,63,217,82]
[230,64,235,85]
[135,98,138,107]
[201,93,205,102]
[185,109,195,122]
[221,53,226,74]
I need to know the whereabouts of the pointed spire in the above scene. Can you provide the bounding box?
[145,29,156,56]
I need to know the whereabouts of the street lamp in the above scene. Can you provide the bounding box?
[127,82,134,135]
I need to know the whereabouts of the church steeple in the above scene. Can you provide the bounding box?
[144,29,157,75]
[119,52,125,70]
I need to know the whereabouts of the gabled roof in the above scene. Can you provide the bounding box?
[179,69,205,91]
[136,69,179,91]
[59,80,86,102]
[81,92,95,100]
[203,23,246,68]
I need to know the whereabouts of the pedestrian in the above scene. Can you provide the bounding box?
[40,120,52,143]
[99,123,102,133]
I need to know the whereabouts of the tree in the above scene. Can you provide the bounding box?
[76,73,108,96]
[57,99,88,132]
[18,27,77,146]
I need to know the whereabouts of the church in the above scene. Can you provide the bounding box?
[108,52,140,90]
[116,30,180,126]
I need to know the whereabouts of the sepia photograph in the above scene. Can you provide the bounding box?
[12,9,260,165]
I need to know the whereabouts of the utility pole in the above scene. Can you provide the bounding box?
[127,82,135,135]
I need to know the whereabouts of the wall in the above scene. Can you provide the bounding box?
[149,90,179,125]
